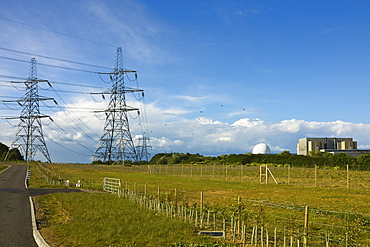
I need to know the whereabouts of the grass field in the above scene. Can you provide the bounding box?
[29,163,370,246]
[33,193,217,246]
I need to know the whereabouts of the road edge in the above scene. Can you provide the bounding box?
[26,166,50,247]
[29,196,50,247]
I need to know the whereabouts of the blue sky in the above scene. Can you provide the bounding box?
[1,0,370,163]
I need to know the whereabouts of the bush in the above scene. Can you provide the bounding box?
[7,148,24,161]
[357,154,370,170]
[157,156,168,165]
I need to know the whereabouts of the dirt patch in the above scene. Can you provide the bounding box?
[28,188,82,196]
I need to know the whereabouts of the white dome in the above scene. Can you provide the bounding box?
[252,143,271,154]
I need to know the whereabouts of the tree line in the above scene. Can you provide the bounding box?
[150,151,370,170]
[0,142,24,161]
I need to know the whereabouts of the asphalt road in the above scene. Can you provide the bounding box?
[0,165,37,247]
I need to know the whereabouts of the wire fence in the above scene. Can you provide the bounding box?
[149,163,370,190]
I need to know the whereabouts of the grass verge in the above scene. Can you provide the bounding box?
[0,164,9,173]
[34,192,222,246]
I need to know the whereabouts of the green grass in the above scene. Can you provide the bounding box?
[34,192,220,246]
[30,163,370,245]
[0,164,9,173]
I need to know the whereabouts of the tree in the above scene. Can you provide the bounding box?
[329,153,355,168]
[278,151,292,156]
[7,148,24,161]
[157,156,168,165]
[357,154,370,170]
[308,151,326,157]
[0,142,9,161]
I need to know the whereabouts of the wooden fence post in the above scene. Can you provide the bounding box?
[200,191,204,216]
[347,164,350,189]
[315,165,317,188]
[326,232,330,247]
[174,188,177,208]
[237,196,241,234]
[240,164,243,182]
[303,206,309,247]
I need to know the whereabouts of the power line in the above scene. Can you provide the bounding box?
[0,16,117,48]
[40,88,91,95]
[47,138,93,157]
[46,121,95,153]
[0,55,100,74]
[49,80,107,89]
[38,65,101,141]
[0,47,113,70]
[0,74,27,80]
[1,75,109,90]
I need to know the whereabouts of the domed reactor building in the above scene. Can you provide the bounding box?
[252,143,271,154]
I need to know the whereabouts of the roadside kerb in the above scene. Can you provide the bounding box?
[26,166,50,247]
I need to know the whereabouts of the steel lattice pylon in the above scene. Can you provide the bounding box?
[5,58,52,162]
[93,47,149,163]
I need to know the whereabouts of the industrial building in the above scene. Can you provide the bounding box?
[297,137,370,158]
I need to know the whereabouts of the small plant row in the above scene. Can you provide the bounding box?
[115,183,364,246]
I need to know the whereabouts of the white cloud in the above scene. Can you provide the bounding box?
[172,95,210,102]
[3,94,370,163]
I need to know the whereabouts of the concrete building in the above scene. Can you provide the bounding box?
[297,137,370,157]
[297,137,360,157]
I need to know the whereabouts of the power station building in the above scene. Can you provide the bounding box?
[296,137,370,157]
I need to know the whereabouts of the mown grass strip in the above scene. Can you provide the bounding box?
[0,164,9,173]
[34,192,223,246]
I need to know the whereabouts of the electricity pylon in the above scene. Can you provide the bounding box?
[5,58,53,162]
[93,47,148,163]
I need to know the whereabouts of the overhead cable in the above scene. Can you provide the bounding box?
[0,55,100,74]
[43,80,100,141]
[46,122,95,153]
[0,47,113,70]
[47,138,92,157]
[0,16,117,48]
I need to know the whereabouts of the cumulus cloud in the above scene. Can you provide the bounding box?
[2,96,370,163]
[147,115,370,156]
